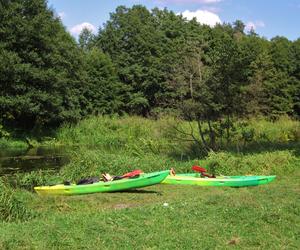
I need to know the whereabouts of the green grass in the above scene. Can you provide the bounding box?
[1,116,299,249]
[0,179,34,223]
[0,171,299,249]
[0,138,27,149]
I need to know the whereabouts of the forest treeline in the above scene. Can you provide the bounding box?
[1,0,299,132]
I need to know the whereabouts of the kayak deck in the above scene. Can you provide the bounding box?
[162,173,276,187]
[35,170,169,196]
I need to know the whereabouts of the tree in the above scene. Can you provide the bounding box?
[82,48,123,115]
[233,20,245,34]
[0,0,86,130]
[291,39,300,117]
[97,6,189,115]
[266,36,295,117]
[173,24,245,151]
[78,28,96,51]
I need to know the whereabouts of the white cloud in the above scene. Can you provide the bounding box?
[58,12,66,19]
[70,22,96,35]
[245,20,265,31]
[180,9,221,26]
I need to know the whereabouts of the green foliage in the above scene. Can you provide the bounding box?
[1,2,300,132]
[0,138,27,149]
[290,38,300,117]
[0,179,34,222]
[82,48,123,115]
[97,6,190,114]
[203,150,299,176]
[12,170,60,191]
[78,28,96,51]
[0,123,10,138]
[0,0,126,132]
[0,0,84,129]
[96,6,300,119]
[53,116,300,182]
[57,116,175,154]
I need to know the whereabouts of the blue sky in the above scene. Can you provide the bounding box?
[47,0,300,40]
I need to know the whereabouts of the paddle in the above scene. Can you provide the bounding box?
[192,165,207,173]
[121,169,143,178]
[192,165,215,178]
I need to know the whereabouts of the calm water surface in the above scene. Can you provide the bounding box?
[0,146,69,176]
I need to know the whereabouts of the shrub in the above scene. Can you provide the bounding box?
[13,170,60,191]
[0,179,34,222]
[201,151,299,176]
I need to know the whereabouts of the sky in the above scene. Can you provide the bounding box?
[47,0,300,41]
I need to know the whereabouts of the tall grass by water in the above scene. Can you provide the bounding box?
[5,116,299,184]
[54,116,300,181]
[0,138,27,149]
[0,178,34,222]
[56,115,300,151]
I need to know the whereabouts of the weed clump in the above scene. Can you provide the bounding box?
[0,179,35,222]
[202,151,299,176]
[13,170,60,191]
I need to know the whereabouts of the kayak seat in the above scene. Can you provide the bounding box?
[192,165,216,178]
[77,177,100,185]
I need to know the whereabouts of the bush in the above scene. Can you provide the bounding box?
[201,151,299,176]
[0,179,34,222]
[13,170,60,191]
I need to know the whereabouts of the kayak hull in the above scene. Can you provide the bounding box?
[162,174,276,187]
[35,170,169,196]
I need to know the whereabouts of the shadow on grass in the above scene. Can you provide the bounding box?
[112,189,162,195]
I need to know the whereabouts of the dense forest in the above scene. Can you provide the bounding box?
[1,0,299,133]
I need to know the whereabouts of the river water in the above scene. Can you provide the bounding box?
[0,146,69,176]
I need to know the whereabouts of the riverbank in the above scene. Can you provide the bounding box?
[0,170,299,249]
[0,116,299,248]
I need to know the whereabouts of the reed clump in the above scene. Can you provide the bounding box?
[0,178,35,222]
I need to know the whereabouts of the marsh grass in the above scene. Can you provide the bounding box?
[11,116,299,183]
[12,170,60,190]
[56,115,300,155]
[0,178,34,222]
[0,138,27,149]
[202,150,300,176]
[57,116,187,155]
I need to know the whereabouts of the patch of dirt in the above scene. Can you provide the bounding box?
[112,203,137,210]
[227,237,240,245]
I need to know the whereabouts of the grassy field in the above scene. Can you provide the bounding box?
[0,116,299,249]
[0,171,299,249]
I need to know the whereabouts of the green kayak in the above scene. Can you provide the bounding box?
[34,170,169,196]
[162,173,276,187]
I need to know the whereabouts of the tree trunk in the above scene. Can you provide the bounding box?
[197,120,210,152]
[189,74,193,99]
[207,120,217,151]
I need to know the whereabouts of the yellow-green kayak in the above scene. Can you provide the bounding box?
[34,170,169,196]
[162,173,276,187]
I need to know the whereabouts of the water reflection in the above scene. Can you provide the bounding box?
[0,146,69,176]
